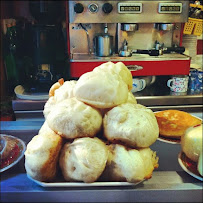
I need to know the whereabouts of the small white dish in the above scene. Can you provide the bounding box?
[0,134,26,173]
[178,152,203,181]
[157,136,180,144]
[14,85,49,100]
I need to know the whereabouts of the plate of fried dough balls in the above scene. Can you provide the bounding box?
[25,62,159,187]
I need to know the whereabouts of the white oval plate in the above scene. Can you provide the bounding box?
[178,152,203,181]
[157,136,181,144]
[14,85,49,100]
[0,134,26,173]
[27,174,145,187]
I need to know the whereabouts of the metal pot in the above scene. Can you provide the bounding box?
[94,34,113,57]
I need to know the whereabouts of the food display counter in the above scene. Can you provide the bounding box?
[1,104,203,202]
[1,169,202,202]
[2,79,202,202]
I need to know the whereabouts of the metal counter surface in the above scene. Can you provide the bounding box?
[70,53,190,62]
[12,92,203,121]
[1,170,202,202]
[12,94,203,111]
[0,120,203,202]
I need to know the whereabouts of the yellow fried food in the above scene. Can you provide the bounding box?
[155,110,202,138]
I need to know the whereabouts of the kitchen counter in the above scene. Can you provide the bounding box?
[0,120,203,202]
[70,53,190,62]
[12,94,203,111]
[12,88,203,121]
[1,170,202,202]
[4,83,203,202]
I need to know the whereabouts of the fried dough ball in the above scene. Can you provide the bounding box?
[44,80,77,119]
[59,137,109,183]
[54,80,77,103]
[25,131,63,181]
[46,97,102,139]
[74,70,128,109]
[103,103,159,148]
[93,61,133,90]
[100,144,158,183]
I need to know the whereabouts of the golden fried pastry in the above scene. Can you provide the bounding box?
[74,70,128,108]
[59,137,109,183]
[103,103,159,148]
[155,110,202,138]
[101,144,158,183]
[93,61,133,90]
[181,124,202,162]
[25,131,63,181]
[46,97,102,139]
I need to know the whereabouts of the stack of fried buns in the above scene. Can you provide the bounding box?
[24,62,159,183]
